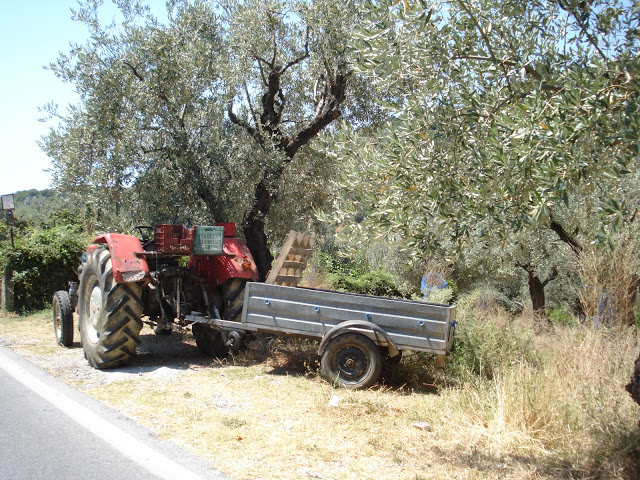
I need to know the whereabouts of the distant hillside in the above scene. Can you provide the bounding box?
[12,189,73,224]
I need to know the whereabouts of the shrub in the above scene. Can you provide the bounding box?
[315,251,369,278]
[456,285,523,316]
[327,269,402,297]
[423,286,455,305]
[548,307,579,326]
[0,226,87,312]
[450,288,537,380]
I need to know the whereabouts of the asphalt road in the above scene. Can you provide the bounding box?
[0,346,227,480]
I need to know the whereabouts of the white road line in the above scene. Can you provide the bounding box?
[0,348,208,480]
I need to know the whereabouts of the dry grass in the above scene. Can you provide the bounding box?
[1,308,639,480]
[578,244,640,327]
[0,309,59,354]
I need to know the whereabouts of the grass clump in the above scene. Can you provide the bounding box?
[449,288,537,381]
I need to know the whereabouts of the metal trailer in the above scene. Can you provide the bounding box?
[188,282,457,389]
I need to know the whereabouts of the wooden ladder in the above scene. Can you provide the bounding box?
[265,231,315,287]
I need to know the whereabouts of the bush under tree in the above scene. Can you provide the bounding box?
[0,226,87,312]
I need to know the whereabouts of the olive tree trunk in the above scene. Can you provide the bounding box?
[626,351,640,411]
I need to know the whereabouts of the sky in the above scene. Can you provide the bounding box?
[0,1,166,197]
[0,1,88,195]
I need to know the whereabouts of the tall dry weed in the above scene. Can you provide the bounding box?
[449,288,537,381]
[578,244,640,327]
[438,324,640,477]
[440,287,640,477]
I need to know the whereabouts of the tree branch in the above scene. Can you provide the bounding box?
[284,63,349,158]
[244,81,259,130]
[141,147,166,155]
[451,55,562,93]
[455,0,514,92]
[270,30,277,67]
[456,1,496,65]
[558,0,609,66]
[251,50,274,70]
[254,55,269,87]
[123,61,144,81]
[314,74,328,117]
[227,102,258,139]
[282,28,310,74]
[542,266,559,287]
[260,67,285,130]
[549,214,582,256]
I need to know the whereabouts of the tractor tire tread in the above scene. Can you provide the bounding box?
[53,290,74,347]
[79,248,143,370]
[223,279,246,322]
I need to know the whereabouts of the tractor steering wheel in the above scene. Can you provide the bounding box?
[130,226,154,250]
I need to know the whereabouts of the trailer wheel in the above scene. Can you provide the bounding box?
[321,333,382,390]
[192,324,228,357]
[78,247,143,369]
[53,290,74,347]
[222,278,246,322]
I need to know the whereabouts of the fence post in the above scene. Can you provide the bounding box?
[1,269,14,312]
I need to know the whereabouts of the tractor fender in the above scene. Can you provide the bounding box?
[188,237,259,289]
[317,320,400,358]
[92,233,150,284]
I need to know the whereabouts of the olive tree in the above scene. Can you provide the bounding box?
[326,0,640,312]
[42,0,382,279]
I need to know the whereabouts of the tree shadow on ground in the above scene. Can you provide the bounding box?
[127,331,445,394]
[231,334,442,394]
[436,442,640,480]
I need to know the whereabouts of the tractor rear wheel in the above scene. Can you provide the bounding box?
[78,247,144,369]
[53,290,74,347]
[192,323,228,357]
[222,278,246,322]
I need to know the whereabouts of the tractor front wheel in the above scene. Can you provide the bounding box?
[53,290,74,347]
[78,247,143,369]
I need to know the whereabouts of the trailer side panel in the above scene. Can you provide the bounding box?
[241,283,456,355]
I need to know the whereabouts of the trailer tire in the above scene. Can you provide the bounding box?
[78,247,143,369]
[222,278,246,322]
[321,333,382,390]
[192,324,228,357]
[53,290,74,347]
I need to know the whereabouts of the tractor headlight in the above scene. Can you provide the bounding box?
[121,271,146,283]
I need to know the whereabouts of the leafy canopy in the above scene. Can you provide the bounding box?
[42,0,380,230]
[327,0,640,256]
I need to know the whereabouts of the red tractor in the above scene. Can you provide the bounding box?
[52,223,259,368]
